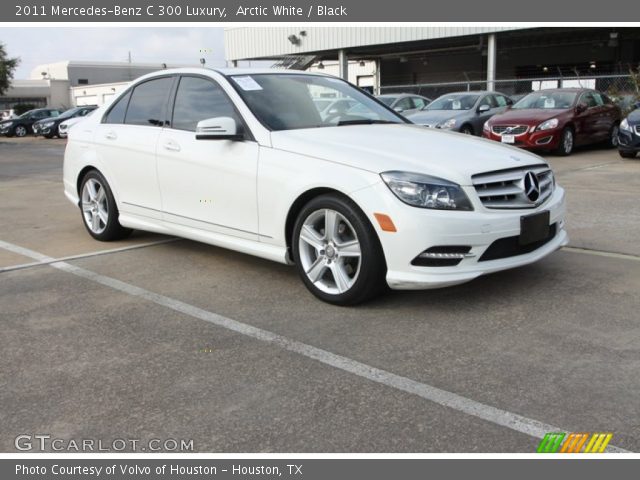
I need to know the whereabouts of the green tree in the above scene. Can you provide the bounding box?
[0,42,20,96]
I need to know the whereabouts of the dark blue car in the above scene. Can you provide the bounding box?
[618,103,640,158]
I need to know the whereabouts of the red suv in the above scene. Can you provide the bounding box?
[482,88,621,156]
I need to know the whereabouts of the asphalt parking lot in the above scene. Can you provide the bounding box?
[1,136,639,453]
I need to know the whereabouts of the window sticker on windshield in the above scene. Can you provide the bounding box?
[233,76,263,91]
[452,100,462,110]
[544,98,555,108]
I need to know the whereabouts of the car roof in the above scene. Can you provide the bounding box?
[377,93,427,98]
[530,88,592,92]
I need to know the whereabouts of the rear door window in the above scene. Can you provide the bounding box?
[103,91,132,124]
[124,77,173,127]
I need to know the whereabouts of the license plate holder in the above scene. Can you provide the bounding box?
[519,211,550,246]
[501,134,515,144]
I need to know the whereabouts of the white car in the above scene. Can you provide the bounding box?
[59,111,94,138]
[63,68,568,305]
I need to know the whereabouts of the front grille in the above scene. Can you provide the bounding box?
[479,224,557,262]
[492,125,528,135]
[472,164,554,209]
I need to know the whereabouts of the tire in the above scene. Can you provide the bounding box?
[44,132,55,139]
[619,150,637,159]
[79,170,132,241]
[555,127,574,156]
[607,123,620,148]
[14,125,28,137]
[292,194,387,306]
[460,125,474,135]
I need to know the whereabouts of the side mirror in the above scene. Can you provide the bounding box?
[394,107,404,113]
[478,104,491,113]
[195,117,243,140]
[576,103,588,114]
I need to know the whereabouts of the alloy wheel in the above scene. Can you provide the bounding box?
[15,126,27,137]
[611,125,619,147]
[563,129,573,154]
[81,178,109,234]
[297,208,362,295]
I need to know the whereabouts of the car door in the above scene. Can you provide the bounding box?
[393,97,414,115]
[473,94,498,133]
[593,92,617,139]
[575,91,600,145]
[93,75,174,219]
[156,75,259,239]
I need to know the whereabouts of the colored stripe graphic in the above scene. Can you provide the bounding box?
[584,433,613,453]
[539,432,613,453]
[537,433,565,453]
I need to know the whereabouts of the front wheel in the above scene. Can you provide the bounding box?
[555,127,574,156]
[292,194,387,305]
[619,150,637,159]
[460,125,474,135]
[80,170,132,241]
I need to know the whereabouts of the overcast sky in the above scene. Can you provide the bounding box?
[0,27,228,79]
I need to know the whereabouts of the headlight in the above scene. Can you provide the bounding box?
[620,118,631,132]
[380,171,473,211]
[483,122,490,132]
[42,121,54,128]
[439,118,457,129]
[536,118,559,131]
[3,122,13,128]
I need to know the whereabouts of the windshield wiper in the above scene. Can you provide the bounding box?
[336,119,399,126]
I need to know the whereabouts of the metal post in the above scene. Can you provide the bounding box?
[374,59,381,95]
[338,49,349,81]
[486,34,497,92]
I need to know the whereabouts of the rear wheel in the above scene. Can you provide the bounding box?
[555,127,574,156]
[292,194,387,305]
[79,170,132,241]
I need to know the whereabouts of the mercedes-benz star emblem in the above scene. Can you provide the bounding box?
[523,171,541,202]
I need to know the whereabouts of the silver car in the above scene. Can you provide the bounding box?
[376,93,432,116]
[407,91,512,136]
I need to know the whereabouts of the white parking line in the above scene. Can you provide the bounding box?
[0,237,180,273]
[563,246,640,262]
[0,238,630,453]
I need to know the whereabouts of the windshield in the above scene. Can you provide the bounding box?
[513,91,577,109]
[426,94,479,111]
[377,96,396,106]
[58,107,84,119]
[229,74,405,131]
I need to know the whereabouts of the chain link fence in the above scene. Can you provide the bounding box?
[380,74,640,114]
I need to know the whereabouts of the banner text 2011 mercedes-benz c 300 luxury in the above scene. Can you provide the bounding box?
[63,69,568,305]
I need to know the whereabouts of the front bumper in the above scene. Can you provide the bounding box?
[483,127,562,151]
[618,126,640,152]
[33,124,54,135]
[351,182,568,290]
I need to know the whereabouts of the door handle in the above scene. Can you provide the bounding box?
[163,140,181,152]
[104,131,117,140]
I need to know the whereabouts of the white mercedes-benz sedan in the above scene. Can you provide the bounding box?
[63,68,568,305]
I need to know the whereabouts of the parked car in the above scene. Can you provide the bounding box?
[317,98,358,120]
[618,108,640,158]
[58,111,96,138]
[64,68,567,305]
[0,108,62,137]
[406,91,512,135]
[376,93,432,116]
[483,88,622,156]
[33,105,97,138]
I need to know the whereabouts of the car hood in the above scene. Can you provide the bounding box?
[270,124,546,186]
[627,109,640,124]
[488,108,569,125]
[406,109,470,125]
